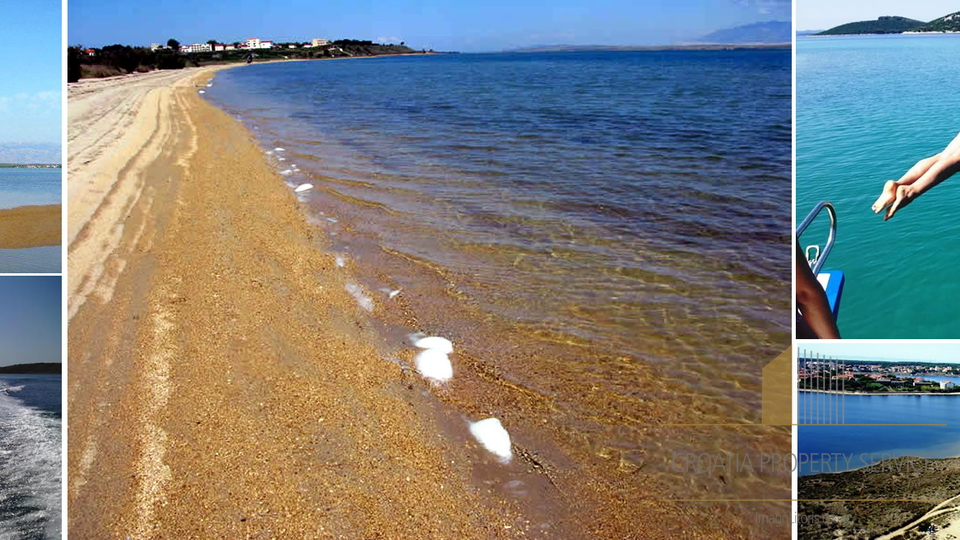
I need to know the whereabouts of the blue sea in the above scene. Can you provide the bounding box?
[0,169,61,210]
[797,35,960,338]
[0,374,61,539]
[799,391,960,476]
[205,50,792,527]
[0,168,61,273]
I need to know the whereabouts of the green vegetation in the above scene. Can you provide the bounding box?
[69,38,426,82]
[0,363,61,374]
[800,457,960,539]
[816,16,926,35]
[915,11,960,32]
[799,372,959,394]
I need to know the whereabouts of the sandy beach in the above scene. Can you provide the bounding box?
[68,65,789,539]
[0,204,60,248]
[67,66,548,538]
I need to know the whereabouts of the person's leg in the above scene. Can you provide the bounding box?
[872,153,941,213]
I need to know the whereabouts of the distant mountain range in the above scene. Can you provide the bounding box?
[816,16,926,35]
[0,143,61,165]
[696,21,791,44]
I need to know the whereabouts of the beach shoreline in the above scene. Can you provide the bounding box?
[68,60,791,538]
[799,389,960,396]
[0,204,60,248]
[67,66,558,538]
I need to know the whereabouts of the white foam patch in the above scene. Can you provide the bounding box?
[415,348,453,382]
[278,157,286,161]
[294,183,313,193]
[274,147,286,152]
[206,83,213,87]
[389,289,401,299]
[335,255,346,267]
[279,169,293,175]
[198,90,205,94]
[265,150,274,156]
[414,336,453,354]
[469,418,512,463]
[345,282,374,312]
[326,217,338,223]
[0,381,62,538]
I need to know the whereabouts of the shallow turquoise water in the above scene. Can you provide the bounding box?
[797,35,960,338]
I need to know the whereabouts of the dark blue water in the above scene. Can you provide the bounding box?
[0,374,61,539]
[206,50,790,372]
[799,392,960,476]
[0,169,61,210]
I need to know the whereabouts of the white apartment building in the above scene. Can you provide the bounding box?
[180,43,213,54]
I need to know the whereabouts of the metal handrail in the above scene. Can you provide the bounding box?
[796,201,837,276]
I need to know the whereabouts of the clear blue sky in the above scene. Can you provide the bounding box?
[798,342,960,364]
[798,0,957,31]
[0,277,61,367]
[0,0,61,144]
[69,0,790,52]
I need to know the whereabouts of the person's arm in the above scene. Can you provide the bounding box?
[885,132,960,220]
[796,241,841,339]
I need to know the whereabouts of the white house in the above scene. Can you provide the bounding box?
[312,38,329,47]
[214,43,225,52]
[941,380,955,390]
[259,40,274,49]
[180,43,213,54]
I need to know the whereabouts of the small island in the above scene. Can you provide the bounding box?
[816,16,926,36]
[0,363,62,374]
[813,11,960,36]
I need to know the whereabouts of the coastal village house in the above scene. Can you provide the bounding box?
[941,380,955,390]
[172,37,328,54]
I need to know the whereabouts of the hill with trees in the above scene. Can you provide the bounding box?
[914,11,960,32]
[816,16,926,35]
[0,363,61,374]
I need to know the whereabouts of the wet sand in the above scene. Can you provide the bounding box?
[68,67,790,538]
[68,67,545,538]
[0,204,60,248]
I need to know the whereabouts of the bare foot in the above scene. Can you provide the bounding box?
[872,180,898,213]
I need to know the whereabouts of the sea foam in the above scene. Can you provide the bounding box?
[469,418,512,463]
[415,348,453,382]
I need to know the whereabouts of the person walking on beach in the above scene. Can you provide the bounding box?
[796,240,841,339]
[872,131,960,220]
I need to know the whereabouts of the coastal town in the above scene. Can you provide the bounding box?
[798,358,960,393]
[157,37,334,54]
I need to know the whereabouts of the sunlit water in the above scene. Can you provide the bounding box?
[206,50,791,533]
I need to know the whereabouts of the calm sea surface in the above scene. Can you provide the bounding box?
[0,374,61,540]
[0,169,61,210]
[799,392,960,476]
[797,35,960,338]
[207,51,791,534]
